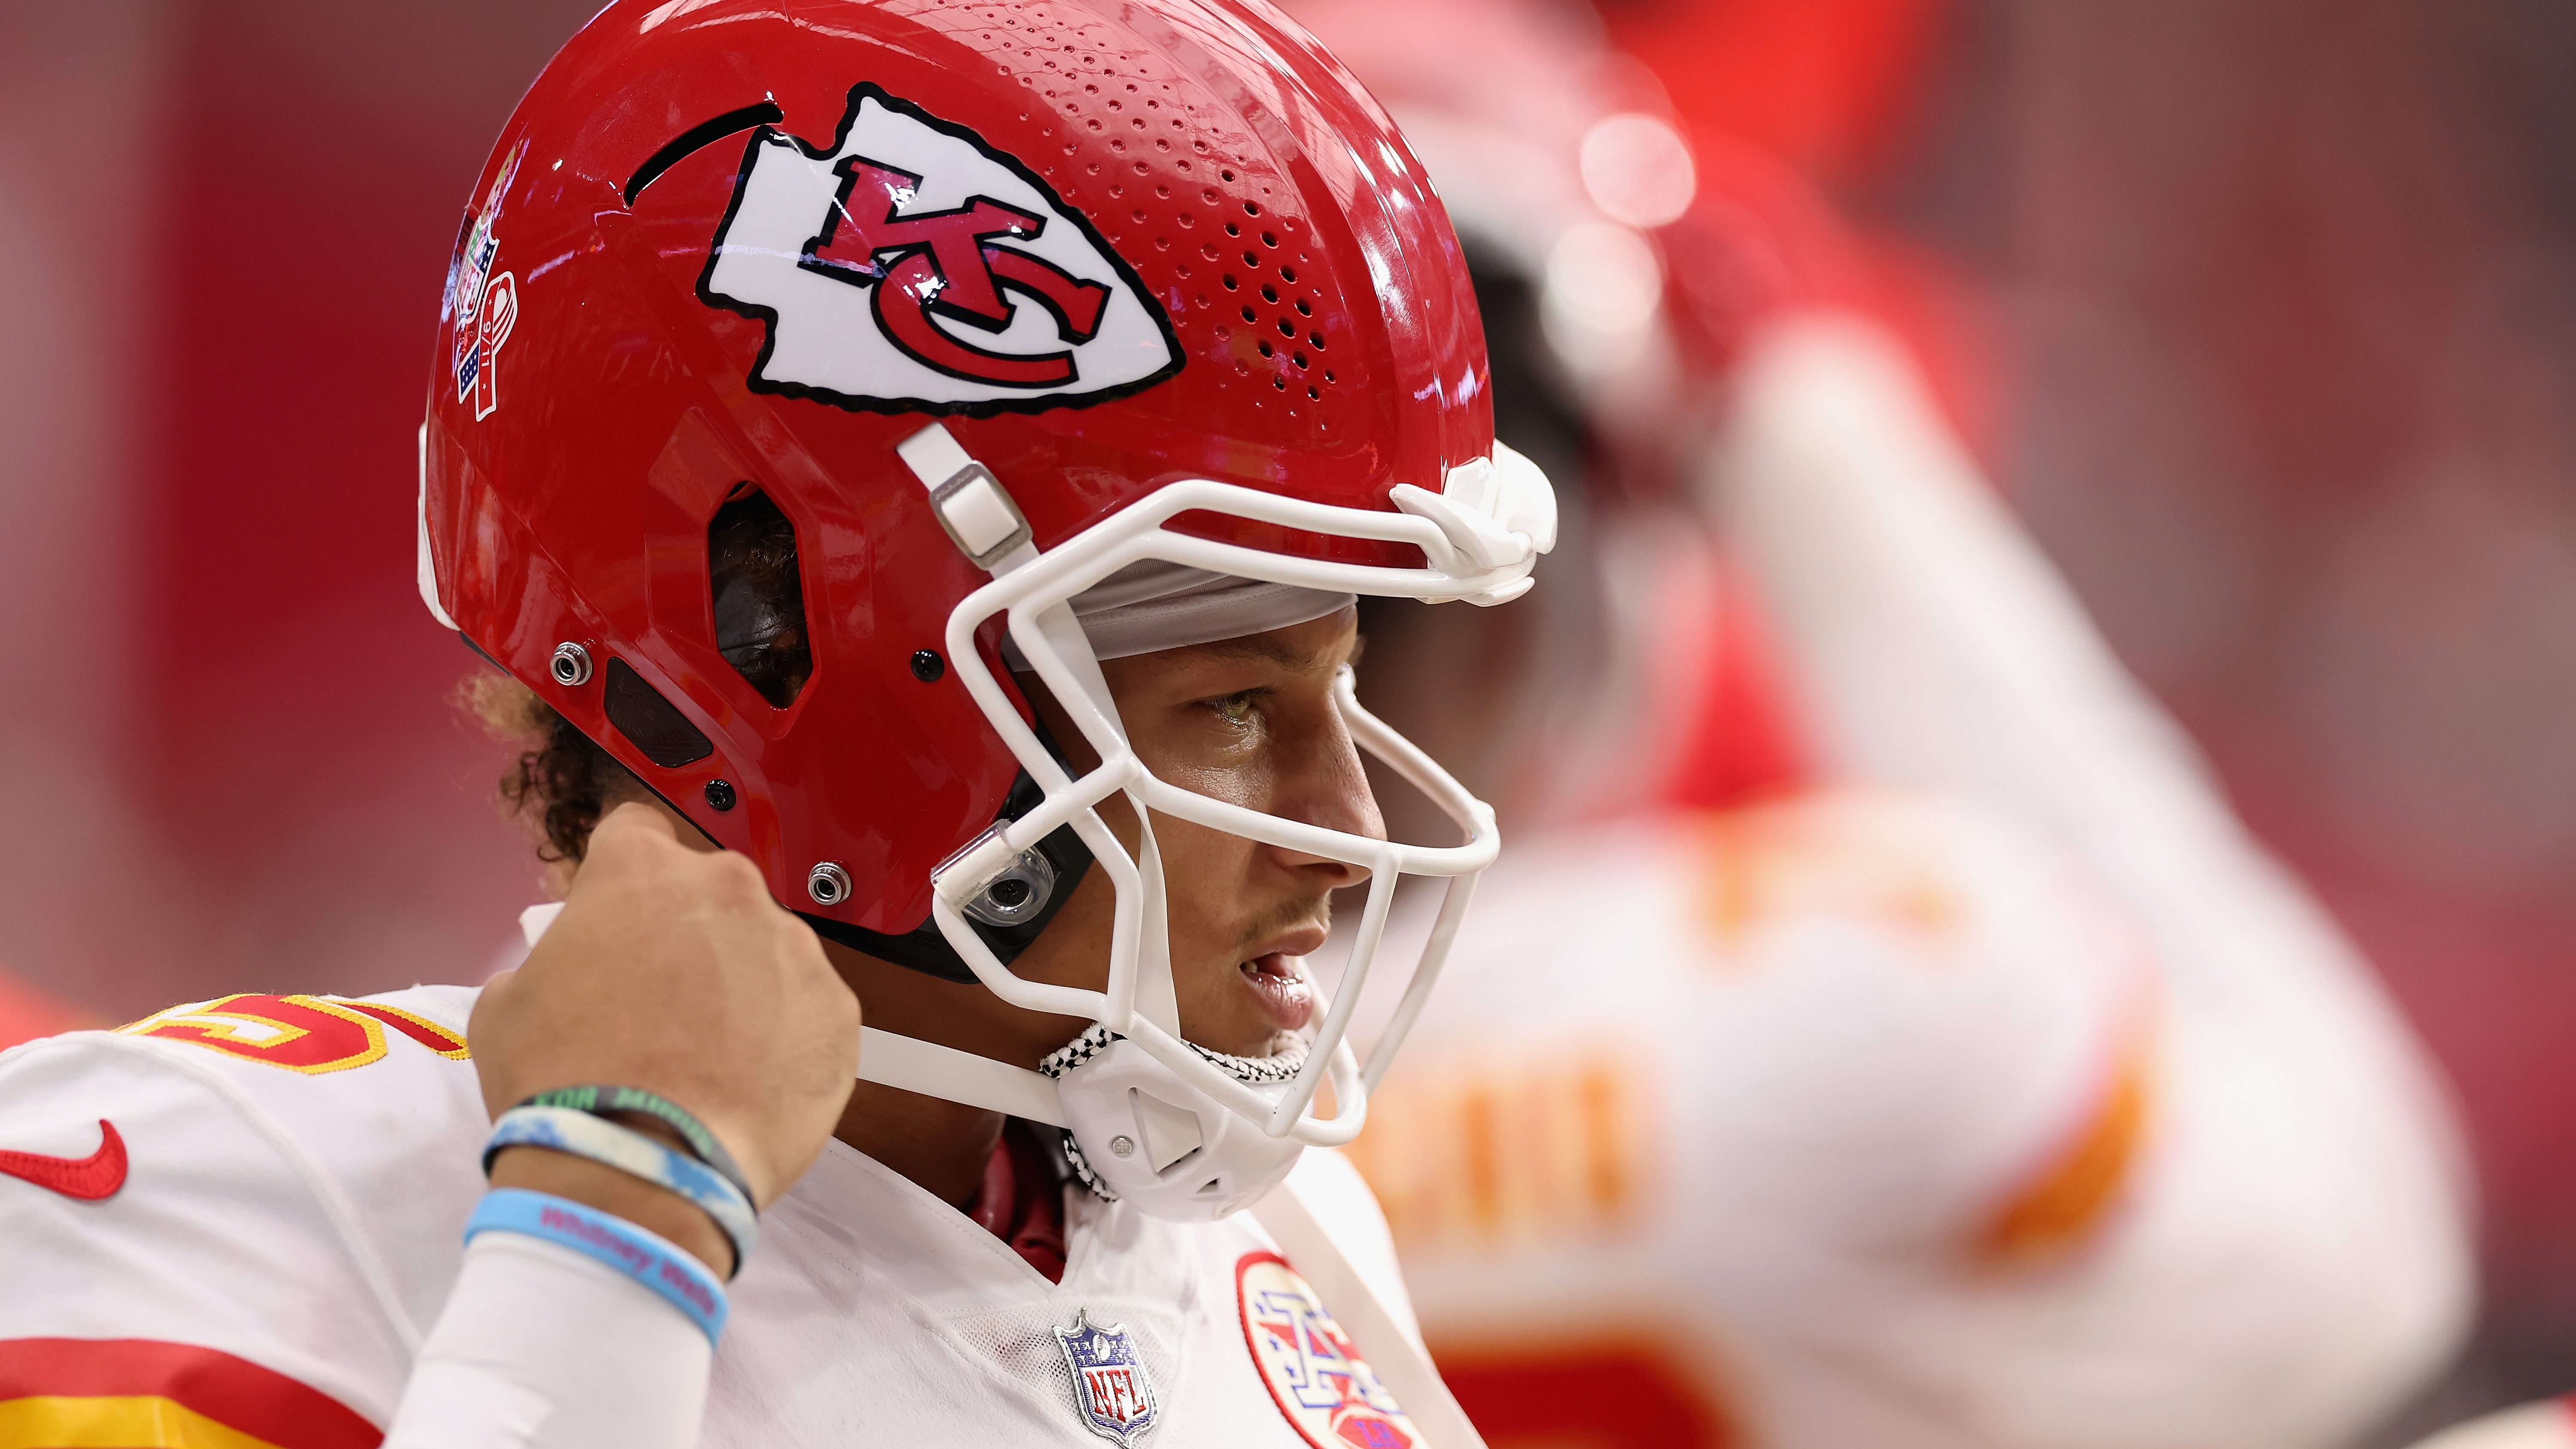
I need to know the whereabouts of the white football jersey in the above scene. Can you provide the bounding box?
[0,985,1423,1449]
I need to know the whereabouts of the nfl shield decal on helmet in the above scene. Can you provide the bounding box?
[450,139,524,422]
[1237,1252,1418,1449]
[1056,1309,1160,1446]
[697,82,1183,416]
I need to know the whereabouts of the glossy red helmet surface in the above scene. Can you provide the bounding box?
[419,0,1490,946]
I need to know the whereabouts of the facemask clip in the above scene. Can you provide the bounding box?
[936,823,1058,927]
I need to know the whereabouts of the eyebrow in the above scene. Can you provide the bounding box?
[1186,634,1336,671]
[1184,617,1361,674]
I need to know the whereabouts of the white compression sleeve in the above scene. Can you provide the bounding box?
[383,1230,712,1449]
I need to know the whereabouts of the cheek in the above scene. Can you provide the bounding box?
[1015,867,1119,991]
[1160,755,1275,812]
[1147,811,1256,931]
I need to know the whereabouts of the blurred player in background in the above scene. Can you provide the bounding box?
[1285,1,2477,1445]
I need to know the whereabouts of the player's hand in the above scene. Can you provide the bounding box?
[471,802,860,1269]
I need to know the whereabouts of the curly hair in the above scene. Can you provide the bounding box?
[462,671,636,881]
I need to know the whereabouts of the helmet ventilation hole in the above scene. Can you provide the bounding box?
[1014,31,1345,425]
[709,488,812,708]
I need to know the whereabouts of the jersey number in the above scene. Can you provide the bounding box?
[119,994,468,1074]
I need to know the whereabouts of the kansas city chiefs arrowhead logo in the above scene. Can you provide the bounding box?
[699,84,1184,415]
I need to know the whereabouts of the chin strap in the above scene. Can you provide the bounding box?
[1251,1173,1490,1449]
[857,1027,1068,1125]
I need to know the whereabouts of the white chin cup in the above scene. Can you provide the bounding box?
[1054,1037,1304,1220]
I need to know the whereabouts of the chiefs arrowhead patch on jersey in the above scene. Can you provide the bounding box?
[698,83,1184,416]
[1238,1252,1418,1449]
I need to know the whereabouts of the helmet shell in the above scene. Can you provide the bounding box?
[422,0,1490,935]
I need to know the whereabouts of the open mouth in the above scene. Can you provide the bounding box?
[1238,951,1316,1033]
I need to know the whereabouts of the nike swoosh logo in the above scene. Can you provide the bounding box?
[0,1118,127,1200]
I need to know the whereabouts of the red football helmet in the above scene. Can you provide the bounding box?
[418,0,1553,1216]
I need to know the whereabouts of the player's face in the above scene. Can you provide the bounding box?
[1015,608,1383,1057]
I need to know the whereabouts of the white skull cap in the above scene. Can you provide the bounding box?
[999,558,1355,667]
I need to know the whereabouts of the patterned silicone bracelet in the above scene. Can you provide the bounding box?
[514,1084,754,1211]
[483,1106,758,1278]
[465,1188,729,1346]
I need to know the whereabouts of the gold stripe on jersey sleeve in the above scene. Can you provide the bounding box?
[0,1395,291,1449]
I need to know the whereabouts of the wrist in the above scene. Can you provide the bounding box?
[487,1144,737,1279]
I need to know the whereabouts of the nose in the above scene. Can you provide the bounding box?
[1266,698,1385,890]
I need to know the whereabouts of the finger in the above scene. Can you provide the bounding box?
[564,802,683,900]
[586,799,680,855]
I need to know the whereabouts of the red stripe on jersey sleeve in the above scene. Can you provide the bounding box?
[0,1339,380,1449]
[334,1000,470,1058]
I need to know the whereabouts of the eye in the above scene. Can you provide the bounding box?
[1206,690,1260,726]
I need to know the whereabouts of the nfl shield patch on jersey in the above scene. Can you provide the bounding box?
[1055,1309,1160,1446]
[1237,1252,1418,1449]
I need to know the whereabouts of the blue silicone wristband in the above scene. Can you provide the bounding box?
[465,1188,729,1346]
[484,1105,759,1277]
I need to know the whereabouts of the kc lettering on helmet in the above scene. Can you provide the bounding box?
[698,83,1184,416]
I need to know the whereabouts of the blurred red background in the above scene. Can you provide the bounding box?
[4,0,2573,1417]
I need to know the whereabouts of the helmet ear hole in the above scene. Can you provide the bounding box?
[709,487,813,708]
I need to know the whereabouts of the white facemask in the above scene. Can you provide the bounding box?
[847,420,1555,1222]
